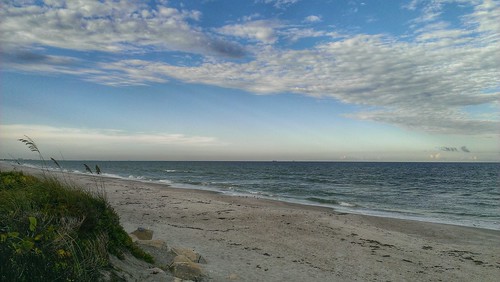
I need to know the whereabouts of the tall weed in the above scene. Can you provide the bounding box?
[0,137,154,281]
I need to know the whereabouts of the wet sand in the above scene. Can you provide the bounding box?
[2,162,499,281]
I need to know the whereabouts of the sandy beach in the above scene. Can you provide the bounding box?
[2,162,499,281]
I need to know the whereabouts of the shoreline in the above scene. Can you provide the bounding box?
[2,161,500,281]
[3,161,499,231]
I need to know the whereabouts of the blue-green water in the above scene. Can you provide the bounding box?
[14,161,500,230]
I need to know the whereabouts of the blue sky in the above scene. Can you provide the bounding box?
[1,0,499,161]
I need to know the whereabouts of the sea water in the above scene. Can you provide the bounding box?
[13,160,500,230]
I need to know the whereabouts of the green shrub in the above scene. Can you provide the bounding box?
[0,171,153,281]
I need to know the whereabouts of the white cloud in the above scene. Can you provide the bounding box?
[281,28,338,42]
[217,20,280,44]
[0,124,227,160]
[304,15,322,23]
[349,108,499,135]
[257,0,300,9]
[464,0,500,34]
[405,0,481,23]
[2,0,499,136]
[1,124,220,146]
[89,16,499,134]
[242,13,262,22]
[218,19,334,44]
[0,0,244,58]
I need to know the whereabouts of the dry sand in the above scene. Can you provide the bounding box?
[2,162,499,281]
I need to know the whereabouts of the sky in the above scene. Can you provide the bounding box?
[0,0,499,162]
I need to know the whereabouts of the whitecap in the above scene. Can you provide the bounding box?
[101,173,122,179]
[339,202,356,207]
[128,175,145,180]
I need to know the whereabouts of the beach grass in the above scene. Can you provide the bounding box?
[0,170,153,281]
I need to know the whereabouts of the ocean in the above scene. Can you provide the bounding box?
[12,160,500,230]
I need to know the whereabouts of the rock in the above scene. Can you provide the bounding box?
[103,253,175,281]
[171,247,207,264]
[170,260,206,281]
[173,255,193,264]
[149,267,164,275]
[129,233,139,243]
[130,227,153,240]
[228,273,239,280]
[136,239,168,250]
[173,278,195,282]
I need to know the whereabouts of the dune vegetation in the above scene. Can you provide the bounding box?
[0,170,154,281]
[0,136,153,281]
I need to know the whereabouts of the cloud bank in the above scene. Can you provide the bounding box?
[439,146,471,152]
[1,124,220,147]
[0,124,225,160]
